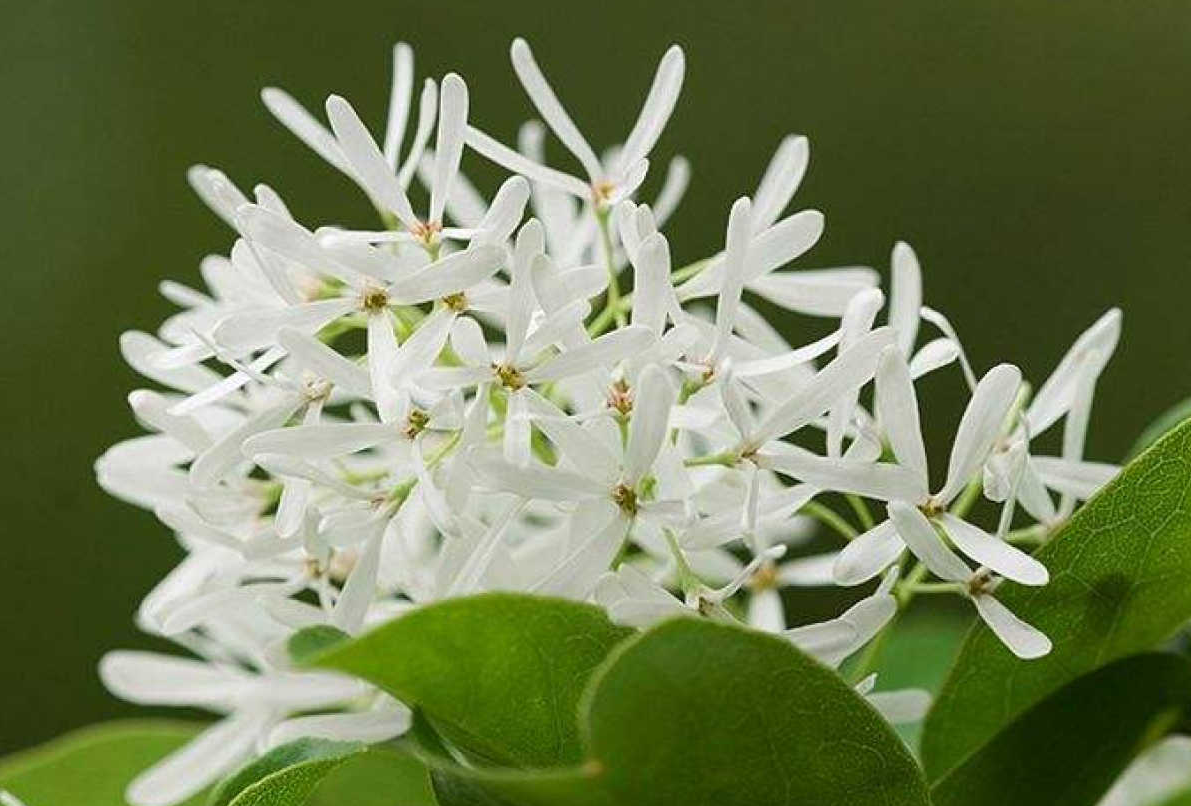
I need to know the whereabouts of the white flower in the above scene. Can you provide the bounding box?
[89,36,1130,802]
[676,137,879,319]
[100,648,406,806]
[762,347,1047,590]
[466,39,685,209]
[886,501,1051,659]
[469,365,682,597]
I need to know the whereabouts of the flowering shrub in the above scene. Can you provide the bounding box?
[4,37,1191,806]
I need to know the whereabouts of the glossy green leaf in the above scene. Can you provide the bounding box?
[306,593,633,767]
[1129,397,1191,460]
[579,618,930,806]
[0,720,205,806]
[286,625,349,664]
[923,418,1191,780]
[931,653,1191,806]
[209,738,364,806]
[306,750,436,806]
[424,618,930,806]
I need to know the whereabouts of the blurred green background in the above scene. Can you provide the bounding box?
[3,0,1190,754]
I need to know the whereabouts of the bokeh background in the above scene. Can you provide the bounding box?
[3,0,1190,754]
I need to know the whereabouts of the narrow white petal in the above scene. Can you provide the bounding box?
[747,268,879,318]
[429,73,468,225]
[236,203,360,287]
[751,135,810,231]
[618,45,685,172]
[887,501,971,583]
[382,42,415,168]
[875,346,929,485]
[190,397,303,486]
[719,369,755,439]
[779,551,841,586]
[326,94,419,229]
[1032,457,1119,500]
[784,619,858,661]
[889,241,922,356]
[465,125,590,197]
[120,331,224,395]
[712,197,753,358]
[506,220,544,362]
[533,416,620,484]
[256,453,371,499]
[469,453,605,500]
[187,165,249,229]
[920,306,978,391]
[534,506,630,598]
[395,309,458,392]
[448,314,490,367]
[519,298,591,358]
[470,175,531,247]
[332,525,385,633]
[753,327,895,444]
[267,705,411,749]
[388,245,504,304]
[938,513,1048,586]
[214,298,356,355]
[129,390,211,452]
[99,651,245,707]
[631,232,673,335]
[1026,308,1121,437]
[397,79,438,189]
[867,688,932,724]
[526,325,653,384]
[652,155,690,225]
[261,87,351,175]
[833,519,905,586]
[827,288,885,457]
[973,594,1052,659]
[127,711,268,806]
[510,38,602,180]
[624,365,676,484]
[278,327,371,397]
[243,422,395,460]
[733,330,841,379]
[1016,456,1059,524]
[744,210,825,282]
[748,589,786,633]
[368,311,403,422]
[759,447,927,503]
[938,363,1021,504]
[908,337,959,379]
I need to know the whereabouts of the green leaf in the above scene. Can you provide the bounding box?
[306,592,633,767]
[578,618,930,806]
[923,418,1191,780]
[930,653,1191,806]
[1129,397,1191,460]
[208,738,364,806]
[286,625,349,664]
[0,720,205,805]
[306,750,436,806]
[423,618,930,806]
[1158,790,1191,806]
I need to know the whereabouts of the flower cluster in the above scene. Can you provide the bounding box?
[95,38,1122,805]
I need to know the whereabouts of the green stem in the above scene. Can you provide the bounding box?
[596,210,627,330]
[684,451,739,468]
[846,494,875,531]
[949,476,983,519]
[801,501,858,542]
